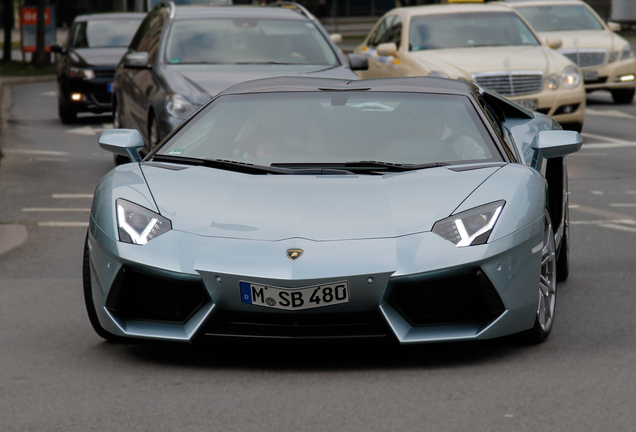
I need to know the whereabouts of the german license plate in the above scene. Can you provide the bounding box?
[239,280,349,311]
[515,98,538,110]
[583,70,598,82]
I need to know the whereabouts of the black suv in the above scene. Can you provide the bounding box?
[112,1,367,158]
[51,13,144,124]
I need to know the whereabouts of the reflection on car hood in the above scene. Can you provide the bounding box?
[537,30,621,51]
[70,48,128,67]
[412,46,554,77]
[141,163,500,241]
[160,64,359,105]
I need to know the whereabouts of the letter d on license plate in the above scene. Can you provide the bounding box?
[239,281,349,311]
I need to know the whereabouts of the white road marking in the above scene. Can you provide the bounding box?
[42,91,57,97]
[67,123,113,136]
[599,223,636,233]
[585,108,636,120]
[580,132,636,149]
[53,194,94,199]
[610,203,636,208]
[1,149,69,156]
[23,208,89,212]
[37,222,89,227]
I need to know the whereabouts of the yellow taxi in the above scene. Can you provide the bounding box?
[509,0,636,104]
[354,3,586,131]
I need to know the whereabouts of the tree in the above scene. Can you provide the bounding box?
[2,0,14,61]
[31,0,50,67]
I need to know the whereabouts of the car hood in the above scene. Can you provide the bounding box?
[536,29,621,51]
[411,46,554,78]
[141,164,500,241]
[159,64,359,106]
[69,47,128,67]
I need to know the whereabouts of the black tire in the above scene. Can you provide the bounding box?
[611,88,635,104]
[82,234,124,342]
[58,103,77,124]
[520,211,557,344]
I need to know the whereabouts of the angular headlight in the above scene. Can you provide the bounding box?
[166,93,196,119]
[116,199,171,245]
[68,67,95,80]
[620,44,634,61]
[561,65,581,89]
[432,201,505,247]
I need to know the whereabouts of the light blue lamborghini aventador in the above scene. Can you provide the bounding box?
[84,76,582,345]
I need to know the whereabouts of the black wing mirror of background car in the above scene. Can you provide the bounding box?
[348,54,368,71]
[123,52,151,69]
[50,44,65,54]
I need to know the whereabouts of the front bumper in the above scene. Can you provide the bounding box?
[87,214,544,344]
[509,85,586,126]
[580,58,636,92]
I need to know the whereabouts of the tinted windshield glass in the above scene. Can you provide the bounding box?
[515,5,604,32]
[159,92,501,166]
[165,19,338,65]
[410,12,539,51]
[71,19,142,48]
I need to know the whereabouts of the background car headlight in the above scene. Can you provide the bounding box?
[68,67,95,80]
[620,44,634,61]
[166,93,196,119]
[561,66,581,88]
[116,199,171,245]
[546,74,560,90]
[432,201,505,247]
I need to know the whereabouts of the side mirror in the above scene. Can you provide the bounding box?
[607,21,621,32]
[50,44,65,54]
[123,52,150,69]
[99,129,144,163]
[348,53,368,71]
[530,130,582,168]
[330,33,343,44]
[544,37,562,50]
[376,42,398,57]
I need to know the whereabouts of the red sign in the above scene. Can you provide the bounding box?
[21,7,52,26]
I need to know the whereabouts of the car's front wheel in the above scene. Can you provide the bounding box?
[58,102,77,124]
[82,234,124,342]
[522,211,557,344]
[611,88,635,104]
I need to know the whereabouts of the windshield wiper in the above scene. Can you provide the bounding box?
[150,154,293,174]
[345,161,449,171]
[150,155,355,175]
[272,161,449,172]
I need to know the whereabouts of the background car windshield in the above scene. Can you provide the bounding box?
[165,19,339,65]
[515,5,604,32]
[409,12,539,51]
[70,19,142,48]
[150,0,231,6]
[159,92,500,165]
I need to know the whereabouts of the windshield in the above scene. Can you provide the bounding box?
[70,19,142,48]
[410,12,539,51]
[150,0,231,6]
[165,18,339,65]
[515,5,604,32]
[158,92,501,168]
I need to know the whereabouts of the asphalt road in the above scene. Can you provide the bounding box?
[1,80,635,431]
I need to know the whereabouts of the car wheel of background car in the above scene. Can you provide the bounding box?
[611,88,635,104]
[58,103,77,124]
[522,211,557,344]
[82,235,124,343]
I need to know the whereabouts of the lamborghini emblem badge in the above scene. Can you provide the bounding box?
[286,248,304,260]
